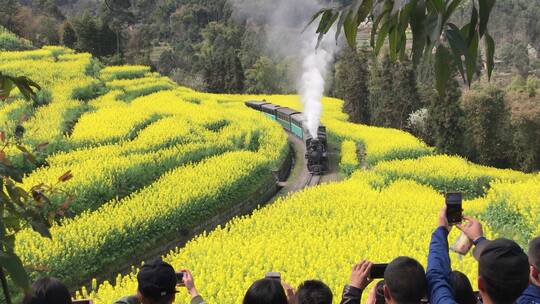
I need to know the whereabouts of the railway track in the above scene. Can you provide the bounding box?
[305,173,322,187]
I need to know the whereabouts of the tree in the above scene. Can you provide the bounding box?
[335,46,370,123]
[462,84,512,166]
[245,56,283,94]
[369,54,421,129]
[428,75,465,155]
[499,41,530,78]
[310,0,497,96]
[0,73,73,304]
[59,21,77,49]
[73,13,98,54]
[199,22,245,93]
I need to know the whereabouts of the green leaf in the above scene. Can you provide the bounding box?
[343,10,359,47]
[431,0,444,13]
[410,0,427,66]
[484,32,495,80]
[0,251,30,290]
[465,31,479,86]
[444,0,464,23]
[305,9,328,32]
[0,163,23,183]
[335,9,349,42]
[467,5,478,46]
[435,45,451,96]
[478,0,495,37]
[29,219,52,239]
[374,20,390,54]
[445,23,467,82]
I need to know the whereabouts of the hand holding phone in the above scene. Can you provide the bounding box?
[445,192,463,225]
[176,271,185,286]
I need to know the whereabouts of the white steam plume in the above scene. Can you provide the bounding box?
[229,0,342,138]
[299,41,336,138]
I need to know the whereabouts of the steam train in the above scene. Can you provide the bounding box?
[245,100,328,175]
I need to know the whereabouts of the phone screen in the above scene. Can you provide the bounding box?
[72,300,92,304]
[446,192,463,224]
[370,264,388,279]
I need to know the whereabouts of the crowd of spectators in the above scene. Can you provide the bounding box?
[22,207,540,304]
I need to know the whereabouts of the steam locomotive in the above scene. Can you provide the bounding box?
[245,100,328,175]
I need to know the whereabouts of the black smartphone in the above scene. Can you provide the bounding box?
[176,272,185,285]
[445,192,463,225]
[73,300,93,304]
[370,264,388,279]
[265,272,281,281]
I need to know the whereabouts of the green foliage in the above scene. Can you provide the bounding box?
[59,21,77,49]
[71,80,107,101]
[245,56,287,94]
[483,201,531,246]
[428,75,464,155]
[72,13,117,57]
[0,26,32,51]
[310,0,496,96]
[499,41,530,77]
[369,54,421,129]
[335,46,370,124]
[200,22,245,93]
[462,84,512,167]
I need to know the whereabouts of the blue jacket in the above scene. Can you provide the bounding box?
[427,226,456,304]
[517,284,540,304]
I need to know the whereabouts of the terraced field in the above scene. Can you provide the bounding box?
[1,45,538,304]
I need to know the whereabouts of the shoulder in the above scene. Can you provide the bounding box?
[113,295,140,304]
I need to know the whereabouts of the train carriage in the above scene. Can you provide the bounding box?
[260,104,282,120]
[245,100,269,111]
[276,108,300,131]
[290,113,305,139]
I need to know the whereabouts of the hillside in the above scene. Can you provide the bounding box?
[1,45,539,303]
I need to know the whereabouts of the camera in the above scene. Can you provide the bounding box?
[265,272,281,281]
[369,264,388,279]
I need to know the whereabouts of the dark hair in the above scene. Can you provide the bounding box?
[243,278,288,304]
[296,280,333,304]
[450,271,477,304]
[22,277,72,304]
[529,236,540,269]
[384,256,427,304]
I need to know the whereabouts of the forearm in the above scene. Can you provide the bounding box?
[340,285,362,304]
[426,226,455,304]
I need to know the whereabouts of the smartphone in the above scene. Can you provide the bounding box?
[73,300,93,304]
[176,272,185,286]
[370,264,388,279]
[445,192,463,225]
[265,272,281,281]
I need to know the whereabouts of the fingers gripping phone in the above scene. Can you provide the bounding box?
[370,264,388,279]
[446,192,463,225]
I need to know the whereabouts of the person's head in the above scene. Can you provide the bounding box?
[243,278,288,304]
[449,271,477,304]
[477,238,529,304]
[22,277,72,304]
[296,280,333,304]
[383,256,427,304]
[529,236,540,286]
[136,259,177,304]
